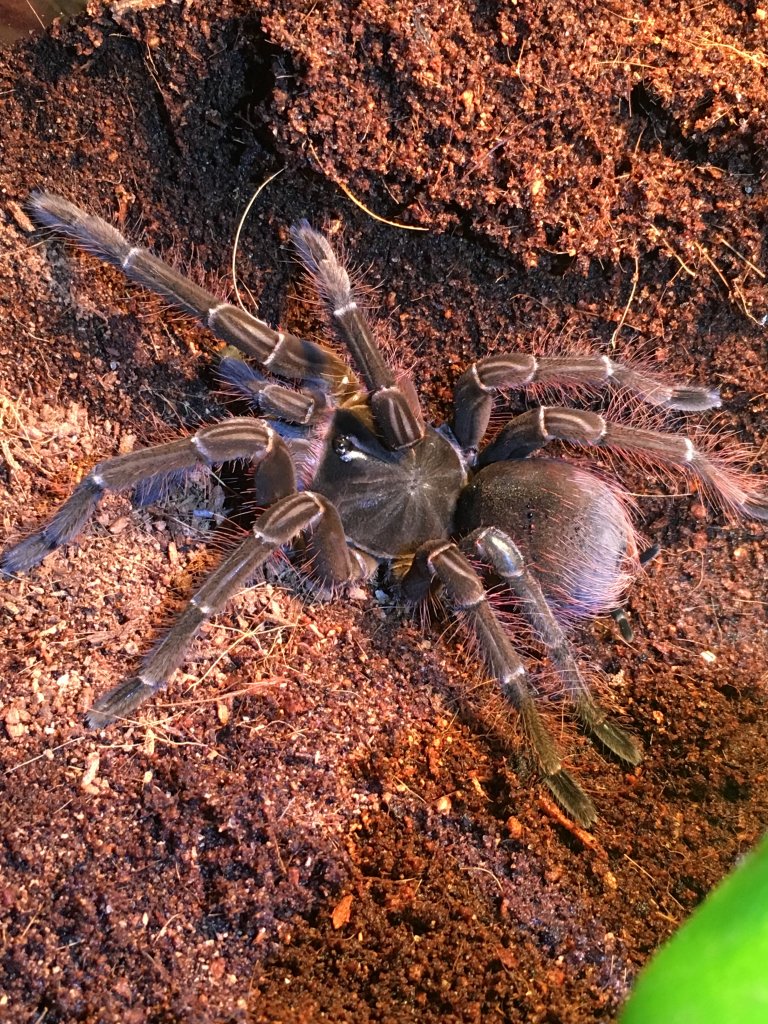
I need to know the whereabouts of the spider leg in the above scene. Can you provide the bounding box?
[464,526,642,764]
[610,543,660,641]
[290,221,425,451]
[218,347,330,426]
[478,406,768,520]
[29,192,356,393]
[88,491,365,727]
[403,540,598,828]
[453,352,721,450]
[0,419,294,576]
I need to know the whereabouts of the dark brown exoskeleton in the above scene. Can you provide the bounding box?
[3,192,766,825]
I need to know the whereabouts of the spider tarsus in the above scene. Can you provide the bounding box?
[0,534,52,577]
[574,695,643,764]
[544,770,597,829]
[741,495,768,521]
[28,190,82,229]
[86,678,156,729]
[29,190,131,267]
[1,477,103,577]
[665,385,721,412]
[289,220,336,272]
[289,220,353,310]
[610,607,634,641]
[590,719,643,765]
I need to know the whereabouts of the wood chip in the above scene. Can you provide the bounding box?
[81,753,100,789]
[6,200,35,234]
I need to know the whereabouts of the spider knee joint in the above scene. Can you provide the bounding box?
[86,470,107,491]
[476,528,525,578]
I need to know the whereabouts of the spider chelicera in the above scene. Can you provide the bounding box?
[3,191,766,826]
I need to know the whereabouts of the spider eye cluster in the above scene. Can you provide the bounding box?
[330,414,400,464]
[333,434,368,462]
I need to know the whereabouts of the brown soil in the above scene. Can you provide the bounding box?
[1,2,766,1022]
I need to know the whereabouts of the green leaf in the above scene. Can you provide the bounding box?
[621,835,768,1024]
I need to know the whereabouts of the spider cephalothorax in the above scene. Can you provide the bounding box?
[3,192,766,826]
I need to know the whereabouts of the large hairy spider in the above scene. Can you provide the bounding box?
[3,192,766,826]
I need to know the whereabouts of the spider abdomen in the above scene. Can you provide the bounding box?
[456,459,637,618]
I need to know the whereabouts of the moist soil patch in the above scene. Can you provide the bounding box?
[0,2,766,1022]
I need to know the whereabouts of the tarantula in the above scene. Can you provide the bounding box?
[3,192,766,826]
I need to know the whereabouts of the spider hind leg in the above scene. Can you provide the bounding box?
[403,539,599,828]
[465,525,642,767]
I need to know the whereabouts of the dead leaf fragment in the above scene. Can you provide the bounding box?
[331,894,354,930]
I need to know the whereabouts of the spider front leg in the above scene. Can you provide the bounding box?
[29,192,356,392]
[403,540,598,827]
[88,492,366,727]
[290,221,426,450]
[453,352,722,451]
[465,526,642,764]
[480,406,768,520]
[0,419,293,576]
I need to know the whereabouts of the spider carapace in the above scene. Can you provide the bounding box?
[3,192,766,826]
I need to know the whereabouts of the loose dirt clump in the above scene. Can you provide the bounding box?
[0,2,766,1022]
